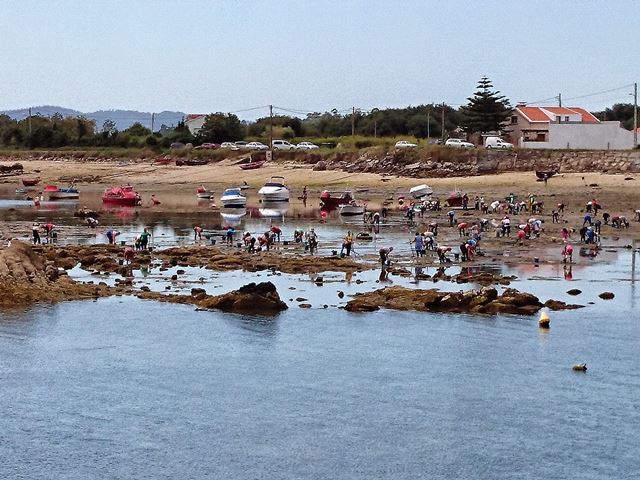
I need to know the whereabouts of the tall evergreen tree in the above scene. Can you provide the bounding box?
[460,77,512,133]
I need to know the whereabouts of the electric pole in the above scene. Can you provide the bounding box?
[269,104,273,150]
[558,93,562,107]
[441,102,445,143]
[351,107,355,137]
[427,108,430,141]
[634,82,638,149]
[151,113,155,133]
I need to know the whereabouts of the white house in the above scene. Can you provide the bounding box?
[507,105,635,150]
[185,114,206,135]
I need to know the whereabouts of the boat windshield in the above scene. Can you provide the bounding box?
[224,189,242,195]
[264,182,285,188]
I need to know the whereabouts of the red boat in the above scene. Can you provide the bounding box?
[102,184,142,206]
[320,190,354,209]
[152,158,172,166]
[239,160,265,170]
[22,178,41,187]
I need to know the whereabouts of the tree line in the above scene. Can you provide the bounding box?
[1,77,636,149]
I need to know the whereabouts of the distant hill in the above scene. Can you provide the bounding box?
[0,105,186,131]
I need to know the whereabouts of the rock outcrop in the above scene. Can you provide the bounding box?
[344,286,545,315]
[137,281,288,315]
[0,241,119,307]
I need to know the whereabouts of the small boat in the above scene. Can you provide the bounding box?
[445,191,464,208]
[196,185,214,199]
[536,170,557,180]
[152,158,173,166]
[102,184,142,206]
[320,190,354,209]
[239,160,265,170]
[176,159,209,166]
[409,184,433,199]
[44,184,80,200]
[22,178,40,187]
[258,176,290,202]
[339,202,366,216]
[220,188,247,208]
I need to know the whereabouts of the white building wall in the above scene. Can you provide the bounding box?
[520,121,635,150]
[185,116,206,135]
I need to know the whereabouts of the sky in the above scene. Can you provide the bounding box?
[0,0,638,118]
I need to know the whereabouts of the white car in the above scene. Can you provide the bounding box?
[485,136,514,149]
[246,141,269,150]
[395,140,417,148]
[272,140,296,150]
[445,138,475,148]
[296,141,319,150]
[220,142,239,150]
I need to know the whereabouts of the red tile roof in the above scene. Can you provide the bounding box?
[516,106,600,124]
[186,114,205,121]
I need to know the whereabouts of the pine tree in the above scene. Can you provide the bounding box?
[460,77,512,133]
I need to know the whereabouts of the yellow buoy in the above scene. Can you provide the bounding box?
[538,310,550,328]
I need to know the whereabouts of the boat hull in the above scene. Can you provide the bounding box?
[239,161,265,170]
[339,205,365,216]
[48,192,80,200]
[101,197,140,206]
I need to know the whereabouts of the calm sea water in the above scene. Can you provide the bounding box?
[1,293,638,479]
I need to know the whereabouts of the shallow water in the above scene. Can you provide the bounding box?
[0,295,638,479]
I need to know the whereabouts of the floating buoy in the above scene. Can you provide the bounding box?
[572,363,587,372]
[538,310,550,328]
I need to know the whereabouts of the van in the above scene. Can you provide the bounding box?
[272,140,295,151]
[485,136,514,149]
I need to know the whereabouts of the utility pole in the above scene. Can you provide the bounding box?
[151,113,155,133]
[351,107,356,136]
[427,108,430,141]
[558,93,562,107]
[28,107,32,149]
[269,104,274,151]
[633,82,638,149]
[441,102,445,143]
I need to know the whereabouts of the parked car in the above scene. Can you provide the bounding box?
[272,140,296,150]
[484,136,514,149]
[296,141,319,150]
[246,141,269,151]
[445,138,475,148]
[234,141,248,149]
[395,140,417,148]
[194,142,219,150]
[220,142,239,150]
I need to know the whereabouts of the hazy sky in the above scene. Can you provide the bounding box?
[1,0,638,117]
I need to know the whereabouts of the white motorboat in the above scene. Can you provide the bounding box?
[339,203,366,216]
[220,188,247,208]
[409,184,433,199]
[258,176,290,202]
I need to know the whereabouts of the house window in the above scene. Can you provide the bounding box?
[511,115,518,124]
[564,116,570,122]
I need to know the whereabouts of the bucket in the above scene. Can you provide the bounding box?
[283,241,289,246]
[534,257,540,266]
[120,240,126,246]
[211,239,216,245]
[236,242,242,248]
[454,253,460,261]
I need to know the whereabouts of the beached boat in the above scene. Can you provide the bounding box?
[152,158,173,166]
[220,188,247,208]
[44,184,80,200]
[320,190,354,209]
[176,158,209,166]
[196,185,214,199]
[445,191,464,208]
[536,170,558,180]
[101,184,142,206]
[239,160,265,170]
[22,178,40,187]
[339,203,366,216]
[409,184,433,199]
[258,176,290,202]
